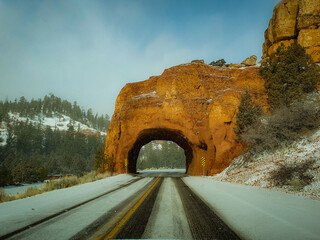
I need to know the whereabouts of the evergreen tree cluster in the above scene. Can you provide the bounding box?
[136,141,185,170]
[234,43,320,156]
[0,121,105,186]
[260,43,320,109]
[0,93,110,132]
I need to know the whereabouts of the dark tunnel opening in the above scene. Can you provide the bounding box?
[127,128,193,173]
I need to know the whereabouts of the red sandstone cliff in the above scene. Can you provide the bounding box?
[263,0,320,63]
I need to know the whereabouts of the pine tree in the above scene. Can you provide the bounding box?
[234,91,263,137]
[0,165,12,186]
[260,43,320,109]
[4,125,16,159]
[94,145,105,170]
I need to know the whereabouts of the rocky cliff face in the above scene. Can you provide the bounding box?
[263,0,320,63]
[104,63,268,175]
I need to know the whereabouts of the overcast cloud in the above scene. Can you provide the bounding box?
[0,0,280,116]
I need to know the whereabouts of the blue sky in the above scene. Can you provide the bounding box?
[0,0,280,116]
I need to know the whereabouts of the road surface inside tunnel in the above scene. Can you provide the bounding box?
[2,169,240,240]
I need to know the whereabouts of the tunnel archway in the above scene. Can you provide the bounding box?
[128,128,193,173]
[103,63,268,175]
[136,140,186,171]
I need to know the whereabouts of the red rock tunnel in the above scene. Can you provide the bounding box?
[102,63,268,175]
[128,128,197,173]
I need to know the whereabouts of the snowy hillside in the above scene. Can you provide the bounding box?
[0,112,106,146]
[212,128,320,200]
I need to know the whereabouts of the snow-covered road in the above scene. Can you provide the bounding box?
[0,175,140,238]
[142,177,192,239]
[1,171,319,240]
[184,177,320,240]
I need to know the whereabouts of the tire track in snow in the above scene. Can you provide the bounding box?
[110,177,163,239]
[142,177,192,239]
[174,177,241,240]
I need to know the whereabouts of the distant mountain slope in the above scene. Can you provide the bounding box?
[0,93,110,132]
[0,112,106,146]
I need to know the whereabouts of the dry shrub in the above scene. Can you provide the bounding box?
[0,171,111,203]
[0,189,14,202]
[242,92,320,154]
[15,186,41,199]
[270,159,316,189]
[41,171,111,191]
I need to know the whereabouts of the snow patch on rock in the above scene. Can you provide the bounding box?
[129,91,158,101]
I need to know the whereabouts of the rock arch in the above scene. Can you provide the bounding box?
[128,128,193,173]
[103,63,268,175]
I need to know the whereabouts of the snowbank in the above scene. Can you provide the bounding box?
[183,177,320,240]
[2,182,45,195]
[0,174,134,237]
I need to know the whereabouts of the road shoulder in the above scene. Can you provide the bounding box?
[183,177,320,240]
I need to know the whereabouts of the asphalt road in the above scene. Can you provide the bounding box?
[109,170,240,240]
[6,170,240,240]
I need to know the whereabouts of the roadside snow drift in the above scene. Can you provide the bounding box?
[0,175,134,237]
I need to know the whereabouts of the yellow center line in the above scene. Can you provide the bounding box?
[103,175,162,240]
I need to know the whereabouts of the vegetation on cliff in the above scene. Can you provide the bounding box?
[236,43,320,151]
[260,43,320,109]
[234,91,262,138]
[241,93,320,154]
[232,42,320,192]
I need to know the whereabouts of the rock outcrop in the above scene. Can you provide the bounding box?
[229,64,243,68]
[191,59,205,64]
[263,0,320,63]
[103,64,268,175]
[241,55,258,66]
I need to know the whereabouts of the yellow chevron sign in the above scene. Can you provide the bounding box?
[201,156,205,167]
[124,158,128,167]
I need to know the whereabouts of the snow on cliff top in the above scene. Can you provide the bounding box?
[212,128,320,200]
